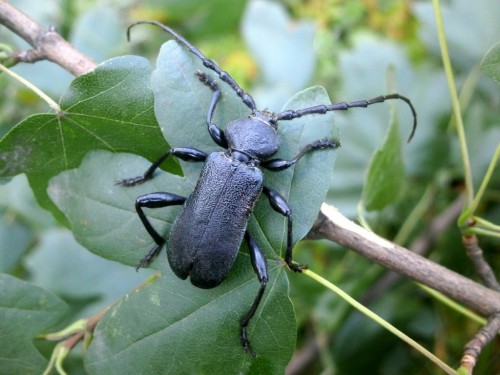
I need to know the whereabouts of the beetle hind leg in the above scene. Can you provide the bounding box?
[240,232,268,357]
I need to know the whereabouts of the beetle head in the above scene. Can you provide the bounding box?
[225,112,280,160]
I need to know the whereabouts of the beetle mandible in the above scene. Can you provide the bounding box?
[118,20,417,357]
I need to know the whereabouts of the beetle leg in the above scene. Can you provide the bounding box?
[117,147,207,186]
[262,187,306,273]
[134,192,186,270]
[240,232,268,357]
[196,71,228,148]
[261,139,340,171]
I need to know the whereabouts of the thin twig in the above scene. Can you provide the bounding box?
[0,63,60,111]
[360,194,466,305]
[463,234,500,291]
[308,203,500,317]
[0,0,96,75]
[460,313,500,374]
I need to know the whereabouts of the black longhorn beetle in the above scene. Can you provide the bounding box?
[118,20,417,357]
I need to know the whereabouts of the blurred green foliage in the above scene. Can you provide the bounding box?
[0,0,499,374]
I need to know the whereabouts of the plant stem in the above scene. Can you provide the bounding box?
[303,268,457,375]
[0,63,60,112]
[432,0,474,207]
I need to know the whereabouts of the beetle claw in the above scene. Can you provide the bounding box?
[116,176,146,186]
[287,261,308,273]
[241,332,257,358]
[135,244,162,271]
[244,344,257,358]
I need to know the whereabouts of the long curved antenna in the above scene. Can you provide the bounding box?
[277,94,417,142]
[127,20,257,112]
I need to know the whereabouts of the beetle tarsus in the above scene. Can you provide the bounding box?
[287,261,308,273]
[136,243,163,271]
[116,176,147,186]
[241,330,257,358]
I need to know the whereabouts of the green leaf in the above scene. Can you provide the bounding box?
[85,259,294,375]
[50,40,339,373]
[362,105,405,211]
[0,273,69,375]
[480,42,500,84]
[0,55,176,223]
[51,150,296,373]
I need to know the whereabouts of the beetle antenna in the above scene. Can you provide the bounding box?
[127,20,257,112]
[277,94,417,142]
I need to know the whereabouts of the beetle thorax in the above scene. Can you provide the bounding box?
[225,113,280,160]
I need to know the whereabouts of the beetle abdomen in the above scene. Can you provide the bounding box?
[167,152,263,289]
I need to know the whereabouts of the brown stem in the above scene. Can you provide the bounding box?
[463,234,500,292]
[360,193,466,305]
[0,0,96,75]
[62,305,111,350]
[461,313,500,374]
[308,203,500,317]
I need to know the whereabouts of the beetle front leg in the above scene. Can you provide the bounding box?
[117,147,207,186]
[134,192,186,269]
[262,186,307,273]
[196,71,229,148]
[240,232,268,357]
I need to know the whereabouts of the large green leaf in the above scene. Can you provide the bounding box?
[49,150,295,373]
[0,56,176,222]
[49,40,338,373]
[0,274,69,375]
[85,257,294,375]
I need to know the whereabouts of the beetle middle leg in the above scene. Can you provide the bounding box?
[134,192,186,269]
[240,232,268,357]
